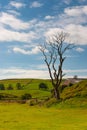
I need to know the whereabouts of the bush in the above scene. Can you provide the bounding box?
[69,83,73,87]
[59,85,67,93]
[0,94,4,100]
[0,84,5,90]
[16,83,22,90]
[44,98,58,107]
[21,93,32,100]
[29,98,38,106]
[7,84,13,90]
[39,83,48,90]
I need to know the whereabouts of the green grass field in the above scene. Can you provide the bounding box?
[0,103,87,130]
[0,79,87,129]
[0,79,52,99]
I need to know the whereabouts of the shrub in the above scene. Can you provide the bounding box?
[39,83,48,90]
[69,83,73,87]
[0,84,5,90]
[7,84,13,90]
[0,94,4,100]
[59,85,67,93]
[22,85,25,89]
[17,100,26,104]
[21,93,32,100]
[16,83,22,90]
[44,98,58,107]
[29,98,38,106]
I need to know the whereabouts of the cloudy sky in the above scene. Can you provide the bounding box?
[0,0,87,79]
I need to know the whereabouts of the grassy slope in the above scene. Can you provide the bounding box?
[61,79,87,100]
[0,79,52,99]
[59,79,87,108]
[0,78,87,107]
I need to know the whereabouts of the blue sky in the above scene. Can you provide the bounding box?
[0,0,87,79]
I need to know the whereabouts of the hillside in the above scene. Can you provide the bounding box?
[0,78,87,107]
[59,79,87,108]
[0,79,52,100]
[61,79,87,99]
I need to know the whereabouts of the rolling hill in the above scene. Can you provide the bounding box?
[0,78,87,107]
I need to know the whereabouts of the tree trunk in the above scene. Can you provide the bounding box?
[54,87,60,100]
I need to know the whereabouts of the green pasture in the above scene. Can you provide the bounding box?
[0,79,52,90]
[0,79,87,101]
[0,103,87,130]
[0,89,51,99]
[0,79,87,130]
[0,79,52,100]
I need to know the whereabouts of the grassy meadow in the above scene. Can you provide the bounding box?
[0,103,87,130]
[0,79,52,99]
[0,78,87,129]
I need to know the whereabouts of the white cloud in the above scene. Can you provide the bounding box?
[9,1,26,9]
[0,12,29,30]
[0,12,39,43]
[0,27,37,43]
[30,1,43,8]
[63,0,71,5]
[65,24,87,45]
[36,64,47,70]
[0,67,87,79]
[76,47,84,52]
[44,24,87,45]
[45,28,63,38]
[0,68,49,79]
[33,5,87,45]
[64,6,87,16]
[7,10,20,16]
[31,46,40,54]
[0,5,87,46]
[0,11,44,44]
[13,46,40,55]
[13,47,30,55]
[64,69,87,73]
[45,15,54,20]
[58,6,87,26]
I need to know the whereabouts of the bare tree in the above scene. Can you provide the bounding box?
[40,32,74,100]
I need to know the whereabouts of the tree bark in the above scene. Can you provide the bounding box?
[54,86,60,100]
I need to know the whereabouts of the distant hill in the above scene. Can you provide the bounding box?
[0,78,87,107]
[0,79,52,100]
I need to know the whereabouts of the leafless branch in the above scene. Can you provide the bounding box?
[39,31,74,99]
